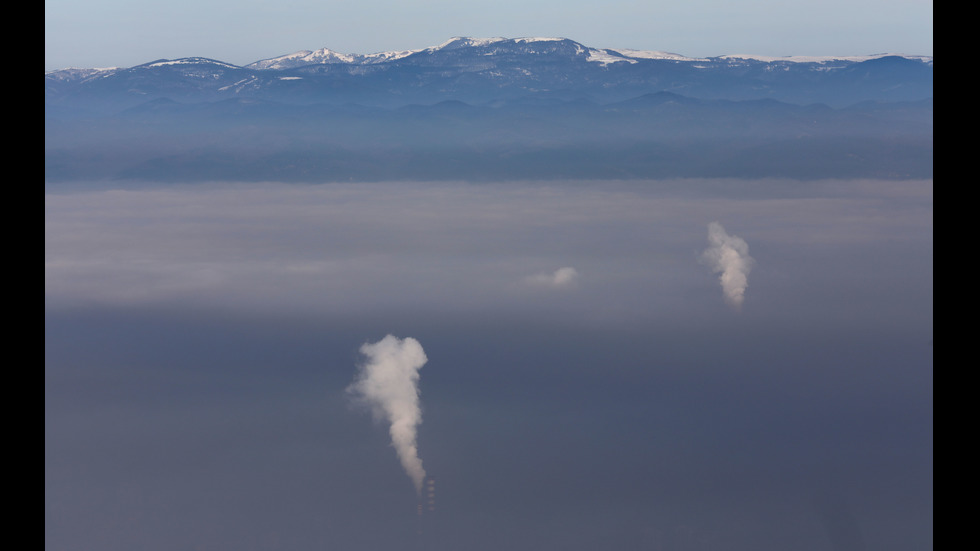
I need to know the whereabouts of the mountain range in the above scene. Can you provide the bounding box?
[44,37,933,183]
[46,36,932,111]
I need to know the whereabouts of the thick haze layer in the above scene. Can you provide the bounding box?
[46,178,932,551]
[45,179,932,328]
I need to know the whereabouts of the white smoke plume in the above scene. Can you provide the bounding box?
[701,222,754,310]
[526,266,579,288]
[347,335,428,494]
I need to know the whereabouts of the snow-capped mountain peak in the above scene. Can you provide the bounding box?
[247,49,350,70]
[432,36,570,50]
[433,36,509,50]
[140,57,242,69]
[46,36,933,113]
[44,66,120,80]
[247,45,426,70]
[47,37,933,74]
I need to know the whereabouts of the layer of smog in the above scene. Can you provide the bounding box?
[46,179,932,550]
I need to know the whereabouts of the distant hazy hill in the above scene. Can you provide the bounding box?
[46,36,932,112]
[44,37,932,183]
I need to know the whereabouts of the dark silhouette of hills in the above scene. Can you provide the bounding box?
[45,93,932,182]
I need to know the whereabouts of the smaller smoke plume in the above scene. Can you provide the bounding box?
[425,478,436,512]
[347,335,428,494]
[700,222,754,310]
[526,266,579,288]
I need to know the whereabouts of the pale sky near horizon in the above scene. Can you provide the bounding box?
[45,0,932,70]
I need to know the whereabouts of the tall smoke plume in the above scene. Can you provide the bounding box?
[348,335,428,494]
[701,222,754,310]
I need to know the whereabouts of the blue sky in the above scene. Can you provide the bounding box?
[45,0,932,70]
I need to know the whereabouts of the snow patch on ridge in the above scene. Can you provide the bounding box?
[586,49,636,65]
[45,66,120,80]
[51,37,934,73]
[719,53,933,63]
[248,46,424,70]
[143,58,241,69]
[612,49,706,62]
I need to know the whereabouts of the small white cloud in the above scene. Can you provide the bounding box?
[526,266,580,288]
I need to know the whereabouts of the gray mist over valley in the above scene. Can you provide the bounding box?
[46,33,931,551]
[46,177,932,550]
